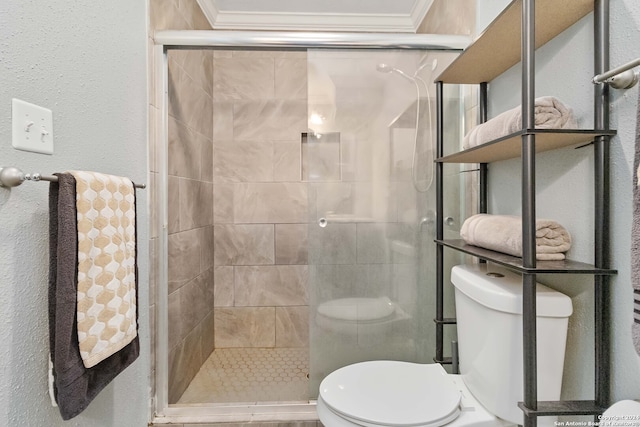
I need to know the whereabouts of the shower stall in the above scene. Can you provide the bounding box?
[151,31,470,424]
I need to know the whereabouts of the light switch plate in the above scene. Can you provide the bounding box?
[12,98,54,155]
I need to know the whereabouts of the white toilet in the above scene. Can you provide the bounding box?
[317,263,574,427]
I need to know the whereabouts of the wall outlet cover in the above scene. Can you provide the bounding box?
[12,98,54,155]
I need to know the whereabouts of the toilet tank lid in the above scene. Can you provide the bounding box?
[451,264,573,318]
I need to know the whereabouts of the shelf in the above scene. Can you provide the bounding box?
[436,0,593,84]
[518,400,605,416]
[436,129,616,164]
[436,239,617,275]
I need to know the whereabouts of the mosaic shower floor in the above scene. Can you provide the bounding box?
[177,347,310,404]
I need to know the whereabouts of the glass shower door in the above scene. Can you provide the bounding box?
[305,49,464,397]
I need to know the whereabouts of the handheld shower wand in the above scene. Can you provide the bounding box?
[377,63,434,193]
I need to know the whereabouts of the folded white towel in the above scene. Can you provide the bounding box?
[460,214,572,260]
[463,96,578,149]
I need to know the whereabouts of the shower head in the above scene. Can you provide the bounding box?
[376,63,415,82]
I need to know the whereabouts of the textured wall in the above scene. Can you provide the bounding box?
[0,1,148,426]
[479,0,640,403]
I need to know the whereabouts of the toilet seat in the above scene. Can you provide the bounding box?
[319,361,461,427]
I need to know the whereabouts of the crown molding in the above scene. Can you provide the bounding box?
[196,0,433,33]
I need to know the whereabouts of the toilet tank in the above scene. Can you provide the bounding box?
[451,264,573,426]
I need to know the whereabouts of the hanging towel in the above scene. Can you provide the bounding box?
[463,96,578,149]
[460,214,572,261]
[632,87,640,356]
[68,171,137,368]
[48,173,139,420]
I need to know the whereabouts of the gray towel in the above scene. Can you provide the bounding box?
[633,88,640,356]
[48,173,139,420]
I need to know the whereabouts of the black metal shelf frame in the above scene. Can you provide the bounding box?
[434,1,613,426]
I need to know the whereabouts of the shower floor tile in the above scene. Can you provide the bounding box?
[177,347,310,404]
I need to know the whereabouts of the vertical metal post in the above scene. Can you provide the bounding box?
[479,82,489,264]
[594,0,611,409]
[522,0,537,426]
[435,81,445,363]
[479,82,489,214]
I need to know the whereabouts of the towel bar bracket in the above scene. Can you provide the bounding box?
[0,167,26,188]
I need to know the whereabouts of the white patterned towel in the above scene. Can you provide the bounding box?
[70,171,137,368]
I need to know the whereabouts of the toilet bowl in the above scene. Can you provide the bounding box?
[316,264,574,427]
[317,361,512,427]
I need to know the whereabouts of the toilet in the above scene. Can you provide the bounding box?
[317,263,574,427]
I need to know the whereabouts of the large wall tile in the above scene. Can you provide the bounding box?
[168,288,183,350]
[214,224,275,265]
[214,266,234,307]
[168,115,200,180]
[309,264,368,304]
[201,135,214,182]
[275,58,307,100]
[171,50,213,96]
[201,226,215,272]
[233,100,307,141]
[214,140,273,182]
[310,182,355,219]
[168,324,203,403]
[213,57,275,101]
[168,228,202,293]
[213,102,234,140]
[276,306,309,348]
[180,277,208,334]
[235,266,309,306]
[308,223,356,265]
[214,307,276,348]
[213,183,234,223]
[201,311,216,359]
[168,175,180,234]
[274,142,301,182]
[179,179,213,230]
[356,223,391,264]
[234,183,308,223]
[275,224,308,265]
[169,58,213,138]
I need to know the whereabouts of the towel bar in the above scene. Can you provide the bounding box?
[0,166,146,189]
[593,57,640,89]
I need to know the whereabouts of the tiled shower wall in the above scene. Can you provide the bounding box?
[166,50,216,403]
[211,51,310,350]
[148,0,214,404]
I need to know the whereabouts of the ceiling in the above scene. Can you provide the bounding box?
[195,0,434,33]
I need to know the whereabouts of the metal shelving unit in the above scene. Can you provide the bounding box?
[433,1,616,426]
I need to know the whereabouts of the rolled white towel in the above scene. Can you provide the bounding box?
[463,96,578,149]
[460,214,572,260]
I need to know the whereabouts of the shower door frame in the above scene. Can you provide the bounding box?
[151,30,468,424]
